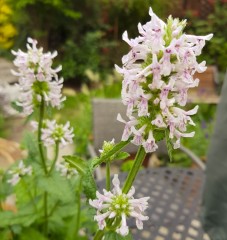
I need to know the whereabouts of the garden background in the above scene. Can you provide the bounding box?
[0,0,227,168]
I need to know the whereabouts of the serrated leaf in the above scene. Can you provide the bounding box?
[63,155,87,175]
[14,176,36,207]
[82,162,97,200]
[104,231,133,240]
[115,152,130,161]
[165,129,174,162]
[38,172,75,203]
[0,205,38,227]
[22,132,39,162]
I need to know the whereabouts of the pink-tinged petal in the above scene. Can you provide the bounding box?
[127,186,135,198]
[109,211,116,218]
[112,174,122,195]
[117,213,129,236]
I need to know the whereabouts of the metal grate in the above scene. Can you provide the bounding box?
[97,168,209,240]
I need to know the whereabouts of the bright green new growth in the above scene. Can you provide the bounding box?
[52,125,65,141]
[109,194,130,216]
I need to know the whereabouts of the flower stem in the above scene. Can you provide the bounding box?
[122,146,146,194]
[48,142,59,175]
[106,162,111,191]
[94,230,105,240]
[37,97,49,235]
[74,176,82,238]
[44,191,48,235]
[38,97,47,174]
[48,200,60,218]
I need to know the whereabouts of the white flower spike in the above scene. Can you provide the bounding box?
[116,8,213,152]
[12,38,66,115]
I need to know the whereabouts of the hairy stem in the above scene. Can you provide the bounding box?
[44,192,48,235]
[106,162,111,191]
[122,146,146,194]
[38,97,47,174]
[74,176,82,238]
[48,142,59,175]
[93,230,105,240]
[37,97,49,235]
[48,201,60,218]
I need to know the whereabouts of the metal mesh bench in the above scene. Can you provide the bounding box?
[88,98,208,239]
[97,168,209,240]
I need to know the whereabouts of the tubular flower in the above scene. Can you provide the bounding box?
[7,161,32,186]
[11,37,65,115]
[116,8,213,152]
[31,120,74,147]
[89,174,149,236]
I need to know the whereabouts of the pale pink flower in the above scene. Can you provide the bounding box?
[116,8,213,152]
[89,174,149,236]
[7,161,32,186]
[12,38,65,115]
[31,119,74,147]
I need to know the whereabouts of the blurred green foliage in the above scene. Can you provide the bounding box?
[185,0,227,72]
[52,70,122,155]
[5,0,179,84]
[0,114,6,138]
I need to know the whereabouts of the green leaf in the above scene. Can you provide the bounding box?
[104,231,133,240]
[165,129,174,162]
[82,161,97,200]
[14,177,36,207]
[37,172,75,203]
[19,228,48,240]
[11,101,23,113]
[65,211,79,240]
[153,130,165,142]
[63,155,87,175]
[22,132,39,162]
[0,205,38,227]
[115,152,130,161]
[0,229,11,240]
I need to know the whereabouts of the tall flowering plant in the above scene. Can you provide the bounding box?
[0,8,212,240]
[91,8,212,239]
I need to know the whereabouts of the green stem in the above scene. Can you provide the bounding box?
[48,200,60,218]
[94,230,105,240]
[38,97,47,174]
[44,192,48,235]
[48,142,59,175]
[122,146,146,194]
[93,219,114,239]
[37,97,49,235]
[74,176,82,238]
[106,162,111,191]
